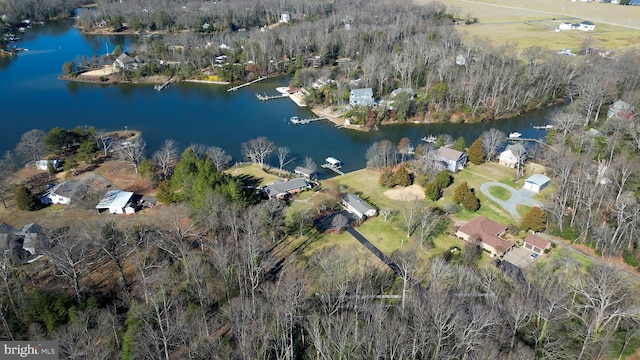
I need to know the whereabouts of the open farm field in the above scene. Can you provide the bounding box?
[417,0,640,50]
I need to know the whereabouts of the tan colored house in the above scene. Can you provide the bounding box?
[456,216,514,256]
[524,234,551,255]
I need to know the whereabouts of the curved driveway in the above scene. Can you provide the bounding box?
[479,182,538,221]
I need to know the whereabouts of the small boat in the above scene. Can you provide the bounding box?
[532,124,554,130]
[509,132,522,138]
[421,135,437,143]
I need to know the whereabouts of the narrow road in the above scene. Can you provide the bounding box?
[346,227,425,292]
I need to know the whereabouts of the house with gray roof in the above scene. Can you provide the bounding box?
[390,87,414,99]
[294,166,317,180]
[607,100,635,120]
[262,178,310,199]
[342,193,376,219]
[499,144,527,168]
[349,88,375,107]
[436,147,467,172]
[40,181,79,205]
[1,222,47,263]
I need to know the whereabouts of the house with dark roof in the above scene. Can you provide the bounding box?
[40,181,79,205]
[607,100,635,120]
[262,178,310,199]
[342,193,376,219]
[524,234,551,255]
[0,223,47,263]
[436,147,467,172]
[456,216,514,256]
[113,53,139,70]
[349,88,375,107]
[523,174,550,193]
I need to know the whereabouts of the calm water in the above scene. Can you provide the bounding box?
[0,19,552,175]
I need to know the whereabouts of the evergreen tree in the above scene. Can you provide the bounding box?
[16,185,37,211]
[454,136,466,151]
[461,189,480,211]
[468,138,485,165]
[379,168,396,187]
[434,135,444,149]
[521,206,547,231]
[155,180,173,204]
[453,181,470,204]
[424,182,441,201]
[435,170,453,189]
[414,143,425,158]
[394,166,412,187]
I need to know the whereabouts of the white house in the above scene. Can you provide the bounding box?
[349,88,375,107]
[558,22,573,30]
[499,144,527,168]
[35,159,60,171]
[436,147,468,172]
[342,193,376,219]
[572,21,595,31]
[96,189,136,214]
[40,181,78,205]
[280,12,291,23]
[523,174,551,193]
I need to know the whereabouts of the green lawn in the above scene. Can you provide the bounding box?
[488,185,511,201]
[225,163,282,187]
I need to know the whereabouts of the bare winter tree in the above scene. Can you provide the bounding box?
[365,139,397,169]
[276,147,295,175]
[480,128,506,162]
[153,139,179,180]
[206,146,232,170]
[397,137,413,163]
[14,129,45,164]
[45,226,95,301]
[242,136,276,169]
[550,108,581,144]
[303,157,318,173]
[116,137,146,174]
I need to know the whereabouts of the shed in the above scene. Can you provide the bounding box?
[96,190,135,214]
[35,159,60,171]
[342,193,376,219]
[294,166,317,180]
[523,174,550,193]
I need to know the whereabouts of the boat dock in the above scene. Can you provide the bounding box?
[154,78,172,91]
[289,116,326,125]
[256,93,288,101]
[227,77,266,92]
[322,157,344,175]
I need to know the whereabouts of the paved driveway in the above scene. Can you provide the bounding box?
[503,247,538,269]
[479,182,538,221]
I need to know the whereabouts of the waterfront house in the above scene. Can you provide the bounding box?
[113,53,138,71]
[499,144,527,168]
[456,216,514,256]
[342,193,376,219]
[294,166,317,180]
[262,178,310,200]
[436,147,467,172]
[524,234,551,255]
[349,88,375,107]
[96,189,136,214]
[607,100,635,119]
[40,181,78,205]
[523,174,550,193]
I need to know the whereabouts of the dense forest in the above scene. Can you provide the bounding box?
[2,0,640,358]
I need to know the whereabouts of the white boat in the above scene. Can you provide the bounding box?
[509,132,522,138]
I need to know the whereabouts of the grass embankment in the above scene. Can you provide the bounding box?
[414,0,640,51]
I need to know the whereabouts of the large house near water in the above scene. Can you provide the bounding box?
[262,178,310,199]
[456,216,514,256]
[436,147,468,172]
[96,189,136,214]
[342,193,376,219]
[40,181,79,205]
[349,88,375,107]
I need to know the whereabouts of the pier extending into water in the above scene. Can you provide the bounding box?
[321,164,344,175]
[154,78,172,91]
[256,93,288,101]
[227,77,266,92]
[289,116,326,125]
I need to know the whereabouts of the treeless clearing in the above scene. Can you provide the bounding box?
[416,0,640,50]
[383,184,426,201]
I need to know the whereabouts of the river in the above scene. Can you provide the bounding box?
[0,18,552,175]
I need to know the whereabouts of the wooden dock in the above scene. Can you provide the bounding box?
[289,116,326,125]
[321,164,344,175]
[256,93,288,101]
[533,124,554,130]
[154,78,172,91]
[227,77,266,92]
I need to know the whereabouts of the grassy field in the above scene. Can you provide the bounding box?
[225,163,282,187]
[488,185,511,201]
[416,0,640,51]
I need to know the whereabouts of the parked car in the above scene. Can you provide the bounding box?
[530,253,539,259]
